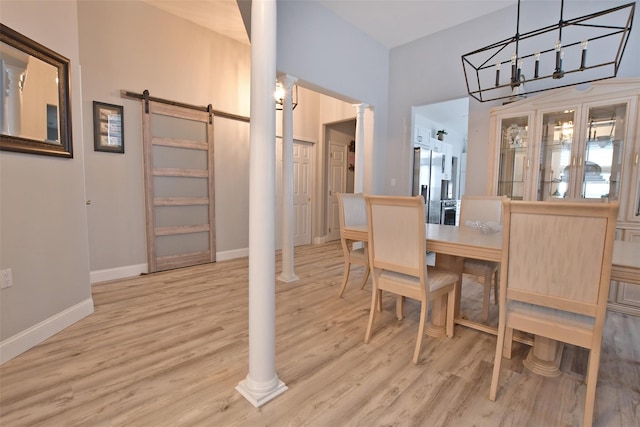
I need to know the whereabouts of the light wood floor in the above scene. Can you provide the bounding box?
[1,242,638,426]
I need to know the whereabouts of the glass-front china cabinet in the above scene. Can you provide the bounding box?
[487,79,640,315]
[537,104,627,202]
[497,115,530,200]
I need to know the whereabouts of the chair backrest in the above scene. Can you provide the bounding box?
[460,195,506,225]
[501,200,618,317]
[365,195,426,278]
[336,192,367,231]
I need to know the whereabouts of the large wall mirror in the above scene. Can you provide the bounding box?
[0,23,72,158]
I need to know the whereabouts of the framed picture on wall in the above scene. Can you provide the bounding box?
[93,101,124,153]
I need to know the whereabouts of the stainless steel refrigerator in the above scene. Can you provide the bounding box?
[412,146,444,224]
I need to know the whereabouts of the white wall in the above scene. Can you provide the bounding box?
[0,0,93,359]
[388,1,640,197]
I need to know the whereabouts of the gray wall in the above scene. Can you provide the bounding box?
[0,1,92,343]
[387,1,640,197]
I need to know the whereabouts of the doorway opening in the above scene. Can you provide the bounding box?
[412,97,469,225]
[325,118,356,242]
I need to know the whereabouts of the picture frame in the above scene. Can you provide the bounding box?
[93,101,124,153]
[0,23,73,158]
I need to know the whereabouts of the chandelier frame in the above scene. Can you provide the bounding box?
[461,1,635,103]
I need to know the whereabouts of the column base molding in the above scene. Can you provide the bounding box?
[236,375,288,407]
[277,273,299,283]
[523,341,564,377]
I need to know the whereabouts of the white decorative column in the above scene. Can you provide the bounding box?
[353,103,368,193]
[5,64,26,136]
[236,0,288,407]
[278,74,299,283]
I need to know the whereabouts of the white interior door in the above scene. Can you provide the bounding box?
[293,141,312,245]
[276,138,313,248]
[327,141,347,241]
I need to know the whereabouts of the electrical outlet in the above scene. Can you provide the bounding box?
[0,268,13,289]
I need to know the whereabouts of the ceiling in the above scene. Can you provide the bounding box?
[316,0,515,49]
[141,0,251,45]
[414,97,470,140]
[141,0,517,49]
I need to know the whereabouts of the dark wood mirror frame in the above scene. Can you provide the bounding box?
[0,23,73,158]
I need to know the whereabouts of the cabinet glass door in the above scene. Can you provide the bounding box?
[581,103,627,200]
[538,110,575,200]
[497,116,528,200]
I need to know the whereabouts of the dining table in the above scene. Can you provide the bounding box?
[342,222,640,376]
[342,223,501,335]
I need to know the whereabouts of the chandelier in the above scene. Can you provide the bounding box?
[461,1,635,103]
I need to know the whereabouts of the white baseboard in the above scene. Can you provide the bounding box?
[90,263,148,284]
[0,298,94,365]
[217,248,249,261]
[313,235,328,244]
[89,250,251,284]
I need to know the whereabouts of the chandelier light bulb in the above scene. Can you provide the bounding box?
[554,43,563,78]
[517,58,523,81]
[581,40,588,69]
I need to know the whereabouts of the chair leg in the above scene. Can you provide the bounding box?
[359,266,370,289]
[582,348,601,427]
[446,287,455,338]
[413,301,428,364]
[490,318,508,401]
[396,295,404,320]
[338,261,351,298]
[493,270,499,305]
[364,286,379,344]
[481,270,491,323]
[502,327,513,359]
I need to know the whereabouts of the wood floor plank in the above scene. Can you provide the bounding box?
[0,241,638,426]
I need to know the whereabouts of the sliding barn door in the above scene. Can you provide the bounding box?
[142,101,215,272]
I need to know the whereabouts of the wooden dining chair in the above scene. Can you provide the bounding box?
[336,192,370,297]
[459,195,506,323]
[364,195,459,364]
[489,200,619,427]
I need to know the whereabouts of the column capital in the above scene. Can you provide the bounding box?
[278,74,298,90]
[4,64,26,90]
[353,103,369,116]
